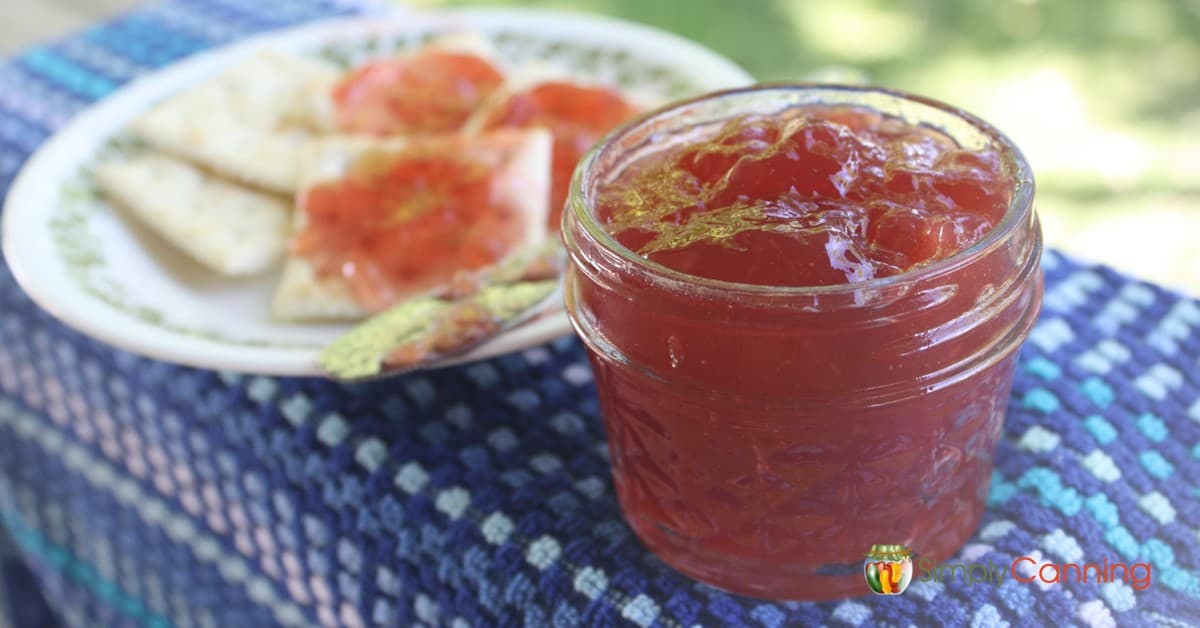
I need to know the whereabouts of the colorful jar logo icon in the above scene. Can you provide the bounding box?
[864,544,913,595]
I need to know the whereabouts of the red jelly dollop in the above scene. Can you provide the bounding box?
[293,136,530,311]
[479,82,638,230]
[332,50,504,135]
[597,105,1012,286]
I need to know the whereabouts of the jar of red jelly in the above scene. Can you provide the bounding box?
[562,85,1042,600]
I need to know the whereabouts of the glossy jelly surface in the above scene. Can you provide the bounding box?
[293,134,535,311]
[597,105,1011,287]
[564,91,1042,600]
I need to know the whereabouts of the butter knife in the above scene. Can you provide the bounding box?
[319,240,564,382]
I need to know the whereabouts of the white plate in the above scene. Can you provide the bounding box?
[1,9,753,376]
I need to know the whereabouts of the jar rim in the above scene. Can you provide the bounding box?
[565,83,1036,299]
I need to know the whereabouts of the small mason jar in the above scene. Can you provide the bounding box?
[562,85,1042,600]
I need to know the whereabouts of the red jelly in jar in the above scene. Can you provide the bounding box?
[562,86,1043,600]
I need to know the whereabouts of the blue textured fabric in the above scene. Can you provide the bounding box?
[1,1,1199,626]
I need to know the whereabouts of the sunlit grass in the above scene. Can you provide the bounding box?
[1040,193,1200,292]
[780,1,921,62]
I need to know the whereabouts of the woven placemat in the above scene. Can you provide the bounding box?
[0,1,1197,626]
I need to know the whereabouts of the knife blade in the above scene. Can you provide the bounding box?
[319,240,564,382]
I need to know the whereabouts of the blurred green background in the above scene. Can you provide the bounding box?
[418,0,1200,293]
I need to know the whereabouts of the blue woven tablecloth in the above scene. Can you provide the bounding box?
[1,1,1199,626]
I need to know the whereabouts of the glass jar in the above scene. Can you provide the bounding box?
[562,85,1042,600]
